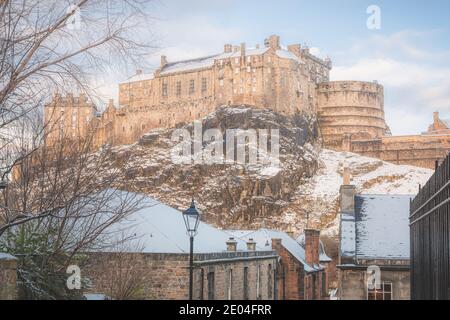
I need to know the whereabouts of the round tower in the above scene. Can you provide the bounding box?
[317,81,388,150]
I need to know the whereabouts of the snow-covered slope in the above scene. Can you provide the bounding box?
[282,149,433,237]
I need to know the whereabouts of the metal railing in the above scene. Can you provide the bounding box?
[410,155,450,300]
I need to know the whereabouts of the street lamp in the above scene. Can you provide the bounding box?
[182,198,201,300]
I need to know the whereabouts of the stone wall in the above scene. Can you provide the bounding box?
[83,251,277,300]
[348,134,450,169]
[338,264,410,300]
[0,253,18,300]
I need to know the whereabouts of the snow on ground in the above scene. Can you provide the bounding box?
[310,149,432,197]
[292,149,433,237]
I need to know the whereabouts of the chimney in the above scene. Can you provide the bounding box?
[304,229,320,266]
[340,168,356,213]
[224,44,232,53]
[434,111,440,124]
[287,44,301,57]
[343,167,351,185]
[160,55,168,68]
[271,238,282,251]
[226,237,237,252]
[233,46,240,53]
[240,42,246,57]
[264,35,280,50]
[286,225,295,239]
[246,238,256,251]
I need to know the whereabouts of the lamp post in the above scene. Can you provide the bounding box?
[182,198,201,300]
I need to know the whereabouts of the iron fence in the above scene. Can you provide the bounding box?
[410,156,450,300]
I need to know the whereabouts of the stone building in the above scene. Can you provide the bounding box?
[44,35,450,169]
[83,193,278,300]
[337,171,411,300]
[0,253,18,300]
[229,228,331,300]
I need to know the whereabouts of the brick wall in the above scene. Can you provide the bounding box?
[0,253,18,300]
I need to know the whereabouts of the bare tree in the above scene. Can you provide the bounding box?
[0,0,156,299]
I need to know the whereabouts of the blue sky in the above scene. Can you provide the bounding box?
[99,0,450,135]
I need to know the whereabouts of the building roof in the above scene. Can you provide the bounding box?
[350,195,412,260]
[295,234,332,262]
[121,46,306,82]
[226,229,323,272]
[99,191,268,254]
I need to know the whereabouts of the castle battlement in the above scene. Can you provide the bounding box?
[44,35,450,169]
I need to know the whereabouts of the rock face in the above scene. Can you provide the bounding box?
[107,106,320,228]
[105,105,433,234]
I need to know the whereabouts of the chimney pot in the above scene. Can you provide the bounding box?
[246,238,256,251]
[226,237,237,252]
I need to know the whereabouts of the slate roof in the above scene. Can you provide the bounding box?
[227,229,323,272]
[350,195,413,260]
[100,191,266,254]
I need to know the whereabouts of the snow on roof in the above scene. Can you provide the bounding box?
[120,72,154,84]
[354,194,412,259]
[100,191,266,254]
[226,229,322,272]
[0,252,17,260]
[275,49,304,64]
[295,234,332,262]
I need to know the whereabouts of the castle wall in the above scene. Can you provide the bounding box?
[349,134,450,169]
[317,81,388,149]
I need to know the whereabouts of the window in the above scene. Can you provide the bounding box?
[322,271,327,297]
[176,81,181,96]
[367,282,393,300]
[198,269,204,300]
[219,79,224,87]
[162,81,168,97]
[247,66,251,73]
[207,272,215,300]
[189,80,195,94]
[201,77,207,93]
[227,269,233,300]
[246,56,251,63]
[243,267,249,300]
[235,57,239,64]
[235,68,240,74]
[268,264,273,300]
[256,265,261,300]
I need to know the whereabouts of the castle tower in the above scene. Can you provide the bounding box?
[317,81,388,150]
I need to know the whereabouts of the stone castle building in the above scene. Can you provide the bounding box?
[44,35,450,169]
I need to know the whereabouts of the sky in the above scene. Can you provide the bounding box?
[98,0,450,136]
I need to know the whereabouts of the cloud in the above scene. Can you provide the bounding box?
[331,30,450,135]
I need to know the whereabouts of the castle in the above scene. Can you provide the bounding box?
[44,35,450,169]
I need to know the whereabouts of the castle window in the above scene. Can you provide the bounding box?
[235,68,239,74]
[162,82,168,97]
[240,87,244,94]
[243,267,249,300]
[252,87,257,92]
[246,56,251,63]
[219,79,224,87]
[247,66,251,73]
[176,81,181,96]
[201,78,207,93]
[189,80,195,94]
[235,57,239,64]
